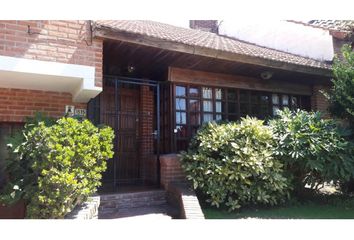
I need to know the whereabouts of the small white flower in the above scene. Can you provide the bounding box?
[13,185,19,190]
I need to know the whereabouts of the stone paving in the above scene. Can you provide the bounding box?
[98,203,178,219]
[97,190,179,219]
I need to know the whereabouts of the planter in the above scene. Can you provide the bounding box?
[0,199,26,219]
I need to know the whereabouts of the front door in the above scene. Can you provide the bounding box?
[117,87,140,183]
[100,84,141,185]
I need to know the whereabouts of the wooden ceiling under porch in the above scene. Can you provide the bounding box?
[103,39,331,87]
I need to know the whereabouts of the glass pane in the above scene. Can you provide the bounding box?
[202,87,212,99]
[272,94,279,104]
[260,95,269,105]
[203,113,213,123]
[189,87,199,98]
[291,96,298,108]
[228,102,237,114]
[189,99,200,112]
[216,114,222,121]
[240,103,249,115]
[260,105,269,117]
[203,100,213,112]
[215,101,222,113]
[176,86,186,97]
[176,98,186,111]
[251,104,259,115]
[273,106,280,116]
[215,88,223,100]
[282,95,289,106]
[240,90,248,102]
[176,112,186,124]
[250,93,258,103]
[227,89,237,101]
[190,112,201,125]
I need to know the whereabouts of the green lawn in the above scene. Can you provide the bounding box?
[203,196,354,219]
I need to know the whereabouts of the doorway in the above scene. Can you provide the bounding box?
[88,76,161,192]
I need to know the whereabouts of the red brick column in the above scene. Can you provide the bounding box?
[160,154,187,189]
[311,85,330,118]
[139,86,156,184]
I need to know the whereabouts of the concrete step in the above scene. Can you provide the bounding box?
[99,190,167,210]
[98,203,179,219]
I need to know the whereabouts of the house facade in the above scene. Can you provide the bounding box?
[0,20,345,191]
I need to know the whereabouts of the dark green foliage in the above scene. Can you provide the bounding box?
[0,113,56,205]
[324,44,354,129]
[181,117,290,211]
[270,109,354,194]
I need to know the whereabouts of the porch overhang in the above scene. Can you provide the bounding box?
[92,24,332,78]
[0,55,102,103]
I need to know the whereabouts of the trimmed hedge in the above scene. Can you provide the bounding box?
[181,117,290,211]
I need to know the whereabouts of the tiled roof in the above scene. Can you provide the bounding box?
[308,20,354,32]
[94,20,332,71]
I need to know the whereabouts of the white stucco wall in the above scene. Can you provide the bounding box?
[162,20,334,61]
[218,20,334,61]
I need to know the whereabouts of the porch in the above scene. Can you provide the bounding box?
[87,34,330,192]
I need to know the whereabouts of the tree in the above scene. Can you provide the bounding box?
[325,44,354,129]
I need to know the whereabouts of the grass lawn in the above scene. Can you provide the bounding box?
[202,194,354,219]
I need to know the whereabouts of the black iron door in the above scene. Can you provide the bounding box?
[88,76,161,190]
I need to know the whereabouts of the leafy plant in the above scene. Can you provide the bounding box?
[1,115,114,218]
[181,117,290,211]
[270,108,354,194]
[324,44,354,129]
[0,113,55,206]
[24,118,114,218]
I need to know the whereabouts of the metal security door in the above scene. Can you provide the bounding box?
[87,76,160,191]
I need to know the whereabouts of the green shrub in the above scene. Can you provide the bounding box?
[3,117,114,218]
[181,117,290,211]
[0,113,56,206]
[270,108,354,194]
[324,44,354,129]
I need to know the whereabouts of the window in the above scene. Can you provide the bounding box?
[173,84,311,151]
[175,85,188,150]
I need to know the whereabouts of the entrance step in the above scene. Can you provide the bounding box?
[98,190,179,219]
[99,190,167,210]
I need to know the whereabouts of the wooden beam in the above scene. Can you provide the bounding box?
[93,25,332,77]
[168,67,313,96]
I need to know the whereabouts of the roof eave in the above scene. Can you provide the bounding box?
[93,23,332,78]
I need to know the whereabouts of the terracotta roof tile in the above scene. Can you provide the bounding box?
[308,20,354,32]
[94,20,332,70]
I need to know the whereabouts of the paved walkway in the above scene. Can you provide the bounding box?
[98,204,178,219]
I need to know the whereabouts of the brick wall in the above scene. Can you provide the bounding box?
[160,154,187,189]
[139,86,156,184]
[0,88,86,122]
[0,20,103,87]
[311,84,330,117]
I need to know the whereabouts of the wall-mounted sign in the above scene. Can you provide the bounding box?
[65,105,75,117]
[75,108,87,117]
